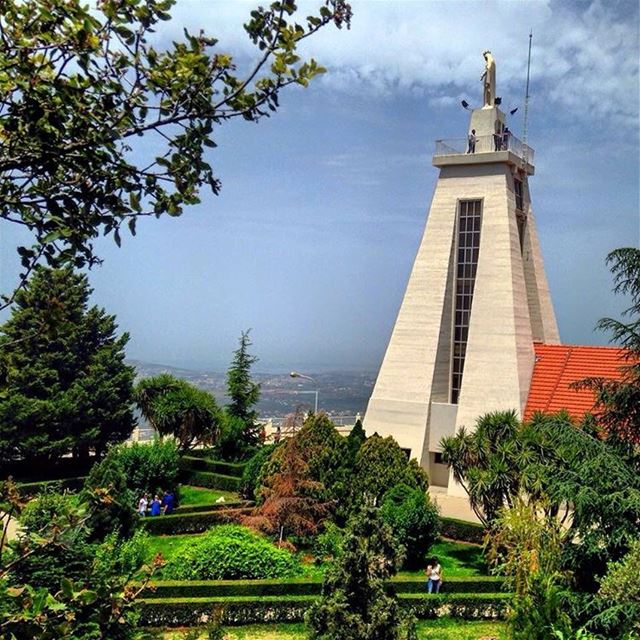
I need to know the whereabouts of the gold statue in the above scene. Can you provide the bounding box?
[481,50,496,107]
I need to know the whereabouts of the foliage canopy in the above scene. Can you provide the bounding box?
[0,0,352,307]
[0,267,135,462]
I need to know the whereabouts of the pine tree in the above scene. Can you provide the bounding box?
[224,330,261,451]
[306,507,412,640]
[0,267,135,463]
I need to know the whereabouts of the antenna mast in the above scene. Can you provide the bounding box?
[522,31,533,165]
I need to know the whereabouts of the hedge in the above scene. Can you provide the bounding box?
[139,507,253,535]
[139,593,511,626]
[440,517,485,544]
[173,501,251,516]
[399,593,511,620]
[141,576,505,599]
[179,470,241,492]
[179,457,246,478]
[183,449,216,459]
[16,476,87,496]
[3,457,96,482]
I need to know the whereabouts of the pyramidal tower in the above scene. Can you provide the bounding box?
[364,51,559,494]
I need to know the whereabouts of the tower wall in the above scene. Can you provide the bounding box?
[364,105,558,501]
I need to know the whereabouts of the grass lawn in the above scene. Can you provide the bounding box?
[178,485,239,506]
[159,619,507,639]
[146,536,486,581]
[147,533,198,565]
[398,539,487,578]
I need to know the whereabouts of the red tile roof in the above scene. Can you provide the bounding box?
[524,343,628,422]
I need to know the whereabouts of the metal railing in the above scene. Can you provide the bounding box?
[435,133,534,164]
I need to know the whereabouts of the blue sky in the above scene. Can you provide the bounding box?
[1,0,639,373]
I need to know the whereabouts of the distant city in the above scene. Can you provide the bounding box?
[129,360,376,418]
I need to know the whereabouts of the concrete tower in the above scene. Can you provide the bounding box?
[364,52,559,494]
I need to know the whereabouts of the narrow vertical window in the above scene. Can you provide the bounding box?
[451,199,482,404]
[514,178,524,211]
[514,177,525,252]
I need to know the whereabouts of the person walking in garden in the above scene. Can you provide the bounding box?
[150,494,162,516]
[161,490,175,515]
[426,557,443,593]
[138,493,148,517]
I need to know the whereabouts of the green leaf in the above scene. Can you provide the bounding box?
[60,577,73,598]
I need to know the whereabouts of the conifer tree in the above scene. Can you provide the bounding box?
[224,330,262,451]
[306,507,413,640]
[0,267,135,463]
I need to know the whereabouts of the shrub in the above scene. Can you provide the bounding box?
[81,455,136,540]
[352,435,429,507]
[439,517,485,544]
[380,484,441,569]
[312,522,345,563]
[108,439,180,497]
[163,524,299,580]
[94,529,150,578]
[240,445,277,501]
[19,488,79,532]
[11,499,94,591]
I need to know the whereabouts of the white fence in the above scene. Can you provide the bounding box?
[435,133,534,164]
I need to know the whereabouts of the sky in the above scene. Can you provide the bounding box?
[1,0,639,373]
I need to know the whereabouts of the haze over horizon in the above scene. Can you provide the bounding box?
[1,0,638,374]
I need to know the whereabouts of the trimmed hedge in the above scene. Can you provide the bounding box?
[139,507,253,535]
[173,501,251,516]
[179,470,241,492]
[183,449,216,459]
[141,576,505,599]
[440,517,485,544]
[399,593,511,620]
[139,593,511,626]
[179,457,246,478]
[16,476,87,496]
[3,457,96,482]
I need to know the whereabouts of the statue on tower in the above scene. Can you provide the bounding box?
[481,50,496,107]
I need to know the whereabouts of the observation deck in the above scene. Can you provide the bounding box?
[433,133,535,175]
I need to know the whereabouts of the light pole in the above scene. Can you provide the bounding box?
[290,371,318,414]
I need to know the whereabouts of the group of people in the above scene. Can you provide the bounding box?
[137,490,175,517]
[467,126,511,154]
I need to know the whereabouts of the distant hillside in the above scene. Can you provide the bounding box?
[127,360,375,417]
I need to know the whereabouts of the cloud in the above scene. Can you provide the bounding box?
[155,0,638,129]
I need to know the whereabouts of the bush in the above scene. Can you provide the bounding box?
[352,435,429,507]
[94,529,150,578]
[439,517,485,544]
[163,524,299,580]
[215,413,259,462]
[240,445,277,501]
[11,491,94,591]
[312,522,345,563]
[19,488,79,532]
[380,484,441,569]
[108,439,180,497]
[81,455,136,540]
